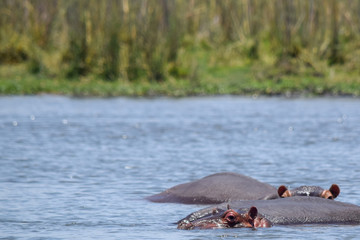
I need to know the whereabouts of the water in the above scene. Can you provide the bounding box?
[1,95,360,240]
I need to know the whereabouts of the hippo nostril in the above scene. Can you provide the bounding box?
[328,196,333,199]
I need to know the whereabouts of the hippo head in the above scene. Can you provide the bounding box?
[177,206,272,230]
[278,184,340,200]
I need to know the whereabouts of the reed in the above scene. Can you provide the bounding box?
[0,0,360,95]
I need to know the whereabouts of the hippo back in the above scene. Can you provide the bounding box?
[147,172,278,204]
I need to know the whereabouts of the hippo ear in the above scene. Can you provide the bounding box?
[248,206,258,220]
[329,184,340,199]
[278,185,288,197]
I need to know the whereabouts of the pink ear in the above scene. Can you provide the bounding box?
[278,185,288,197]
[248,206,258,220]
[329,184,340,199]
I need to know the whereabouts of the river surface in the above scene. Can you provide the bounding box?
[1,95,360,239]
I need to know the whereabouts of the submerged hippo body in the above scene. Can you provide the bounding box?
[178,197,360,229]
[146,172,278,204]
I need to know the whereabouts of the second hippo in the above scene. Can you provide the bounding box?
[147,172,341,204]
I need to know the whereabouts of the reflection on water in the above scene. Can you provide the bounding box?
[1,96,360,239]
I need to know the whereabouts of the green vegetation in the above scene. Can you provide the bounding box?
[1,0,360,97]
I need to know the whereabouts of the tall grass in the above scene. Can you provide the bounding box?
[1,0,360,83]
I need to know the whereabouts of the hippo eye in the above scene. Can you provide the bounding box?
[224,211,238,224]
[328,196,333,200]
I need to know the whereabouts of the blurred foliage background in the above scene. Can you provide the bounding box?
[1,0,360,96]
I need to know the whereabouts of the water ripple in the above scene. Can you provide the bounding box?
[1,96,360,239]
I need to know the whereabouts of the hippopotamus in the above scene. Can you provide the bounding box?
[277,184,340,199]
[146,172,341,204]
[146,172,279,204]
[177,196,360,229]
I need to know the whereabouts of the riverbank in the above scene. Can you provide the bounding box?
[2,1,360,97]
[1,63,359,97]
